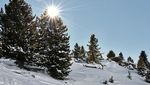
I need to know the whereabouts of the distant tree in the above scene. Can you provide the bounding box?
[80,46,86,61]
[118,52,124,60]
[139,51,150,69]
[126,56,136,70]
[127,56,134,63]
[137,51,148,75]
[87,34,102,63]
[107,50,115,60]
[0,0,35,68]
[72,43,81,60]
[137,57,145,73]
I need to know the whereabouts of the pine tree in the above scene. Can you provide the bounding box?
[25,18,40,66]
[1,0,34,68]
[72,43,81,61]
[87,34,102,63]
[80,46,86,61]
[127,56,134,63]
[107,50,115,60]
[127,71,132,80]
[118,52,124,61]
[29,15,50,67]
[126,56,135,70]
[38,10,71,79]
[137,57,145,71]
[137,51,148,75]
[0,8,3,58]
[139,51,149,69]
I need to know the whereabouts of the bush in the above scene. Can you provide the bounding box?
[127,71,132,80]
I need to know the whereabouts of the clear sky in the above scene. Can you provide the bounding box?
[0,0,150,62]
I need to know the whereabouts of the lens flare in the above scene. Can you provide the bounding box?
[47,5,60,18]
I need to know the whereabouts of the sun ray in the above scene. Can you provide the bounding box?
[47,5,60,18]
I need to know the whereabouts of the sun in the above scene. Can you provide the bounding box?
[47,5,60,18]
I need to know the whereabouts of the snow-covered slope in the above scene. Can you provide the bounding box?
[0,59,149,85]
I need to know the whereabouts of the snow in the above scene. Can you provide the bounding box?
[0,59,149,85]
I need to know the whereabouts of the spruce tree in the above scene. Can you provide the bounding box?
[38,10,71,79]
[25,18,40,66]
[118,52,124,61]
[137,51,148,75]
[29,15,50,67]
[1,0,34,68]
[137,57,145,71]
[0,8,3,57]
[107,50,115,60]
[87,34,102,63]
[72,43,81,61]
[139,51,149,69]
[80,46,86,61]
[127,56,134,63]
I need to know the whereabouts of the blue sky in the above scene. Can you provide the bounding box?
[0,0,150,62]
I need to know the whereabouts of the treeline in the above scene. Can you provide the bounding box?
[72,36,150,83]
[0,0,71,80]
[71,34,103,63]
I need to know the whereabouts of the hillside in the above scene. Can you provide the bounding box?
[0,59,149,85]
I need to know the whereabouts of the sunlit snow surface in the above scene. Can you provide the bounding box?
[0,59,149,85]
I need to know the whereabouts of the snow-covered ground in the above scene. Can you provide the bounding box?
[0,59,149,85]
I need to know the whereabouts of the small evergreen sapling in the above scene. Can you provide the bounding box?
[109,76,114,83]
[102,80,108,85]
[127,71,132,80]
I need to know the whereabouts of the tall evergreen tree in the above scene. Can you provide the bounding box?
[72,43,81,60]
[0,8,3,57]
[107,50,115,60]
[137,51,149,75]
[139,51,149,69]
[38,10,71,79]
[29,14,51,67]
[0,0,34,68]
[137,57,146,75]
[87,34,102,63]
